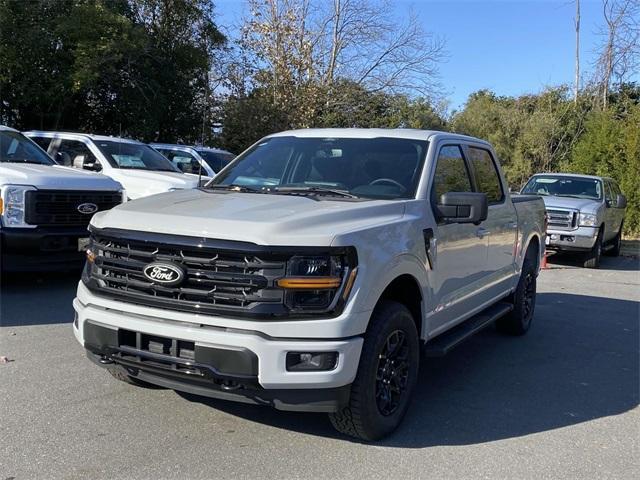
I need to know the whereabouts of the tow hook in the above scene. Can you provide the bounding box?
[99,356,114,365]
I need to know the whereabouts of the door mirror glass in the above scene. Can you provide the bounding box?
[436,192,488,224]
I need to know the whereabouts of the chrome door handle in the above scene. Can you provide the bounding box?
[476,228,491,238]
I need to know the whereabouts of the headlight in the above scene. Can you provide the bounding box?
[579,212,598,227]
[0,185,36,228]
[277,253,358,313]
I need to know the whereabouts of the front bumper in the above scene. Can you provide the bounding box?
[545,226,598,251]
[73,285,364,412]
[0,226,89,271]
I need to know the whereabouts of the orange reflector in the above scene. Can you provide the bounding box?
[0,198,3,215]
[342,267,358,300]
[277,277,341,289]
[86,249,96,263]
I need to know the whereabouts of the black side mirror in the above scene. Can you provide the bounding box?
[616,194,627,209]
[436,192,488,224]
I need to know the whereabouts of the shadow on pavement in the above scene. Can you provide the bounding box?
[547,253,640,272]
[0,271,81,326]
[180,292,639,447]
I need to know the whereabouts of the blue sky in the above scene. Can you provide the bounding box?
[213,0,633,110]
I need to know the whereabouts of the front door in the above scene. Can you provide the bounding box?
[427,144,489,335]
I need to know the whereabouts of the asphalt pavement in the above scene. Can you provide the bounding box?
[1,254,638,479]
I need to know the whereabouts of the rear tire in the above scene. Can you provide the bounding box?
[583,230,603,268]
[329,300,419,441]
[497,250,537,336]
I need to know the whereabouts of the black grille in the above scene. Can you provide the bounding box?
[25,190,122,226]
[87,231,289,316]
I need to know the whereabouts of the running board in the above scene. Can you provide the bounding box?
[423,302,514,357]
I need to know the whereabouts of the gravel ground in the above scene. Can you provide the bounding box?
[1,254,638,480]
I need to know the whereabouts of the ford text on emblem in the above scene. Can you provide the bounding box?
[77,202,98,214]
[143,262,185,286]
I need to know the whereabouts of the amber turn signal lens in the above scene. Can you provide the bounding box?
[277,277,341,289]
[86,249,96,263]
[342,267,358,300]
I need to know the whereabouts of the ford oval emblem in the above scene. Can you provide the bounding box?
[142,262,185,286]
[77,202,98,214]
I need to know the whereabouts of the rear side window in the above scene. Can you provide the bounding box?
[468,147,503,203]
[432,145,472,201]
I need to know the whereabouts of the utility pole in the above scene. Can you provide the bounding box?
[574,0,580,104]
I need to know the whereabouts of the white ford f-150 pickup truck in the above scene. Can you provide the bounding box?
[24,131,199,200]
[73,129,545,440]
[0,126,123,272]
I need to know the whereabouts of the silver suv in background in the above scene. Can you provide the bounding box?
[151,144,235,177]
[521,173,626,268]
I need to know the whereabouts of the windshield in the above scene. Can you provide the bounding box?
[209,136,428,199]
[522,175,602,200]
[198,150,235,173]
[0,130,55,165]
[96,141,180,172]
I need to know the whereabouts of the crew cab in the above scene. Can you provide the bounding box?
[73,129,545,440]
[151,143,235,177]
[521,173,626,268]
[0,126,123,272]
[24,131,199,200]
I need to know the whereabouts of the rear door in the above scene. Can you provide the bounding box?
[465,145,517,290]
[428,143,489,334]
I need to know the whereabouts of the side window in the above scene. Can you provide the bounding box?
[468,147,504,203]
[432,145,472,202]
[160,150,200,174]
[57,139,99,169]
[604,180,614,204]
[31,136,52,152]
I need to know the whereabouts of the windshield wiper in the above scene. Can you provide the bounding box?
[555,194,586,199]
[271,186,358,199]
[205,184,264,193]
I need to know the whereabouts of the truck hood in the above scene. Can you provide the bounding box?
[0,163,122,191]
[107,170,198,199]
[91,189,406,246]
[541,196,601,213]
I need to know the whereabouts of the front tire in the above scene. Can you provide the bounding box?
[583,229,603,268]
[497,250,537,336]
[605,224,622,257]
[329,301,419,441]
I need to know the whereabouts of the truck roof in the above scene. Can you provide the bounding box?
[267,128,489,144]
[530,172,613,182]
[24,130,143,145]
[151,143,233,154]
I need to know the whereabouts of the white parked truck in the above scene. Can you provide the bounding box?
[73,129,545,440]
[24,131,199,200]
[0,126,123,271]
[151,143,235,177]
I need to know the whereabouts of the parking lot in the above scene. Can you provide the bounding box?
[1,254,638,479]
